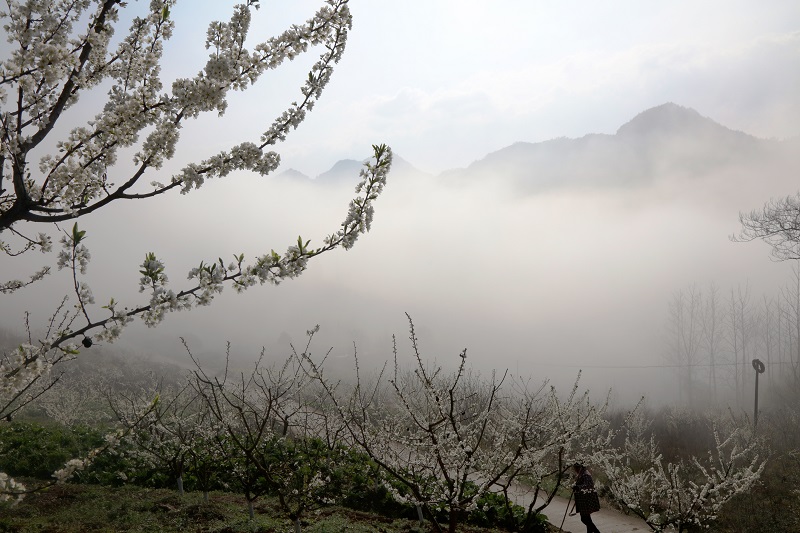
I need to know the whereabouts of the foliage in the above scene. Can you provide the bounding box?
[0,421,105,479]
[0,481,533,533]
[467,489,549,533]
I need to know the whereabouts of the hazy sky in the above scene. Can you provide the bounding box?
[3,1,800,406]
[168,0,800,176]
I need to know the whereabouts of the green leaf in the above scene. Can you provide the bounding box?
[71,223,86,244]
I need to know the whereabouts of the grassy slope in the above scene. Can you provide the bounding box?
[0,483,560,533]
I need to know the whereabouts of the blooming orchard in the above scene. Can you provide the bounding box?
[301,316,614,533]
[0,0,391,501]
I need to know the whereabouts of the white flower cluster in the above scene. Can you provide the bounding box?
[0,344,52,404]
[28,0,171,211]
[57,237,91,274]
[186,261,227,306]
[94,299,135,343]
[332,145,392,251]
[0,472,25,504]
[173,1,352,193]
[2,0,101,131]
[0,232,52,258]
[136,252,188,326]
[0,265,51,294]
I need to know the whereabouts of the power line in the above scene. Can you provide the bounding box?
[533,361,797,370]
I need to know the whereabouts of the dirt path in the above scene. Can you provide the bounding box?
[508,486,651,532]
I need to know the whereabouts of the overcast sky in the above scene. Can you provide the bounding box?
[4,1,800,406]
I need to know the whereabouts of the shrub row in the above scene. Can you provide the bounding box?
[0,420,545,532]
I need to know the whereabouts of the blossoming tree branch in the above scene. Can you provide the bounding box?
[0,0,391,499]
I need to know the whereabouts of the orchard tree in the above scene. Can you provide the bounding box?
[189,340,352,530]
[108,381,202,496]
[302,317,528,533]
[302,315,611,533]
[602,408,766,532]
[0,0,392,500]
[189,343,292,520]
[507,375,614,524]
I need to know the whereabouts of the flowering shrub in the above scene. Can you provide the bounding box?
[601,408,766,532]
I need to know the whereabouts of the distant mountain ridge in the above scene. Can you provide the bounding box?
[278,103,797,192]
[278,154,426,184]
[440,102,795,192]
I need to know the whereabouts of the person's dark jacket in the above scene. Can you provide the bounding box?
[573,467,601,514]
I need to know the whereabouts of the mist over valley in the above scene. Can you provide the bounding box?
[4,103,797,408]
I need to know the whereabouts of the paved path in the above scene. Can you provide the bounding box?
[508,485,651,533]
[541,495,649,532]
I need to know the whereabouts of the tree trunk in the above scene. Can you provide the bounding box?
[248,499,255,520]
[177,474,184,496]
[448,509,462,533]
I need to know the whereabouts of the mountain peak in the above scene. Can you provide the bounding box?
[315,159,363,183]
[616,103,716,137]
[277,168,311,181]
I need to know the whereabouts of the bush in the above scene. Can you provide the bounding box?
[468,489,548,533]
[0,421,105,478]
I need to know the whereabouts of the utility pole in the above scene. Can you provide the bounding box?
[752,359,765,428]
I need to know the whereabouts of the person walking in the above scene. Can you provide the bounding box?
[572,462,601,533]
